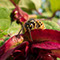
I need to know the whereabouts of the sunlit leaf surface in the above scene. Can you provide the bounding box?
[42,20,60,31]
[13,0,20,4]
[20,0,41,10]
[49,0,60,13]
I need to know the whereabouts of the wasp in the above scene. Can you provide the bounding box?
[18,19,45,41]
[24,19,45,31]
[10,9,45,40]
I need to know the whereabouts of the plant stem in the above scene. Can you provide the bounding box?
[36,10,42,15]
[47,10,60,19]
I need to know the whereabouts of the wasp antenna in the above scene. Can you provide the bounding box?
[28,28,33,41]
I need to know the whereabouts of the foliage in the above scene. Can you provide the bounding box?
[42,20,60,31]
[19,0,41,10]
[0,0,14,9]
[0,8,21,38]
[0,29,60,60]
[0,0,60,60]
[0,0,41,10]
[13,0,20,4]
[0,40,4,47]
[49,0,60,13]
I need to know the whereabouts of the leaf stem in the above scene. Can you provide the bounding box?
[36,10,42,15]
[47,10,60,19]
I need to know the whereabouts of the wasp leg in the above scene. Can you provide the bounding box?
[28,28,33,41]
[16,26,24,38]
[18,28,23,35]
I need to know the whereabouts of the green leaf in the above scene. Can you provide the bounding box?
[49,0,60,13]
[0,0,41,10]
[7,21,21,36]
[0,8,11,38]
[31,0,41,10]
[0,19,10,32]
[0,30,8,38]
[4,37,10,42]
[0,21,21,38]
[0,19,10,38]
[20,0,41,10]
[42,12,52,17]
[44,24,52,29]
[13,0,20,4]
[0,8,21,38]
[0,0,14,9]
[57,58,60,60]
[0,40,4,47]
[0,8,10,19]
[42,20,60,31]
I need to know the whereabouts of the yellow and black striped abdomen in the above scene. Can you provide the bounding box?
[36,20,45,29]
[24,19,45,31]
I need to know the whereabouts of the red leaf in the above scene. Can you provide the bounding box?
[0,35,24,56]
[14,41,29,50]
[0,48,14,60]
[24,29,60,58]
[24,29,60,43]
[52,50,60,58]
[32,41,60,49]
[0,41,29,60]
[0,29,60,59]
